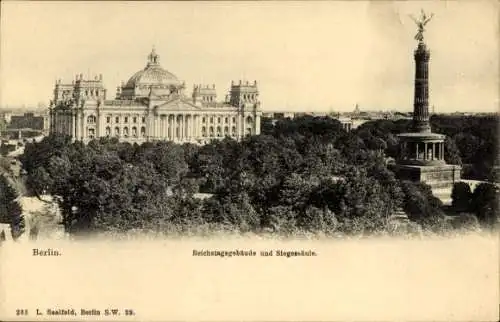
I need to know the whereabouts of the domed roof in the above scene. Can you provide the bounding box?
[124,48,181,89]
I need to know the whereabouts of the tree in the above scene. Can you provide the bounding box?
[263,205,298,234]
[278,173,316,211]
[26,166,53,197]
[218,192,260,232]
[400,181,449,233]
[260,117,275,135]
[309,167,398,235]
[453,132,481,164]
[470,182,499,228]
[296,206,338,233]
[449,213,480,232]
[0,175,24,239]
[451,182,472,213]
[444,137,462,165]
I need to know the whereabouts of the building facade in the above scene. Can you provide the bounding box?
[49,48,262,144]
[9,113,47,131]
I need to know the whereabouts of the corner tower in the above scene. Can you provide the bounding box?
[229,80,259,108]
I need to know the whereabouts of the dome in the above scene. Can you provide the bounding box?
[123,48,181,89]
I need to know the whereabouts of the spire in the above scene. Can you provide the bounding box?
[147,46,160,65]
[353,103,360,114]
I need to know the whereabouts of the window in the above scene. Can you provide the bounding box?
[115,116,120,123]
[87,115,96,124]
[87,128,95,138]
[132,127,137,137]
[123,127,129,138]
[210,117,214,124]
[115,127,120,137]
[96,90,99,96]
[133,117,137,123]
[224,126,229,135]
[202,117,206,123]
[225,117,228,124]
[142,117,146,123]
[105,127,111,136]
[218,117,221,124]
[232,117,236,123]
[216,126,222,137]
[231,126,236,135]
[246,116,253,124]
[141,126,146,136]
[124,117,128,123]
[202,126,206,137]
[209,126,214,136]
[106,116,111,123]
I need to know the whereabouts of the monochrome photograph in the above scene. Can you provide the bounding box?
[0,1,498,321]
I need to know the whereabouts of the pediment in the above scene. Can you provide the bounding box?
[155,97,201,111]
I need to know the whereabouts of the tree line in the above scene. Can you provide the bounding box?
[13,114,498,238]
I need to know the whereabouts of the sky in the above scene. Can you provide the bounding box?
[0,1,498,113]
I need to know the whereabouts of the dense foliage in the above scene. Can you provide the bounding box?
[0,174,24,239]
[450,181,499,228]
[18,115,498,237]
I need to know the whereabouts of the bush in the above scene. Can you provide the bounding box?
[297,206,338,233]
[449,213,481,232]
[401,181,443,222]
[470,182,499,228]
[451,182,472,212]
[420,214,453,234]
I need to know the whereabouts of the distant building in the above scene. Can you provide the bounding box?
[337,117,353,131]
[0,112,12,124]
[274,112,295,119]
[49,48,262,144]
[353,103,361,116]
[262,111,295,119]
[263,110,353,131]
[8,113,46,131]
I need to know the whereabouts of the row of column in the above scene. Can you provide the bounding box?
[147,113,255,141]
[419,141,444,161]
[50,110,261,142]
[49,110,74,137]
[402,141,445,161]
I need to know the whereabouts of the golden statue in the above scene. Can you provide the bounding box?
[410,9,434,42]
